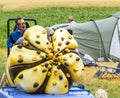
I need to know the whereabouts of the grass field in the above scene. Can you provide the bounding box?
[0,0,120,98]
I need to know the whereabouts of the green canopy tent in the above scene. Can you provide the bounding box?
[51,12,120,61]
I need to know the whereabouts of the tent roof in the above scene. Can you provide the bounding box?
[51,12,120,61]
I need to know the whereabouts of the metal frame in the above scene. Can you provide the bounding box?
[94,64,120,79]
[7,18,37,57]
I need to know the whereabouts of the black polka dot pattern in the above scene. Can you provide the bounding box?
[6,26,84,94]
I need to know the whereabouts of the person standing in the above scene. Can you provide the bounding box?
[68,16,77,25]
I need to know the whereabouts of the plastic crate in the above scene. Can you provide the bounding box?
[0,86,94,98]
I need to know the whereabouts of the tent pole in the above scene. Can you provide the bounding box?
[90,20,108,61]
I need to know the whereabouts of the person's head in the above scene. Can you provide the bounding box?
[15,17,26,33]
[68,16,74,23]
[95,89,108,98]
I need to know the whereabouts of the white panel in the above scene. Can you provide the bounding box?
[110,19,120,58]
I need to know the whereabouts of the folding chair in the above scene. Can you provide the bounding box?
[7,18,37,57]
[94,62,120,79]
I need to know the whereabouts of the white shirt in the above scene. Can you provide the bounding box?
[69,21,77,25]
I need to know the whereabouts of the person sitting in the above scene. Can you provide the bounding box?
[6,17,27,48]
[68,16,77,25]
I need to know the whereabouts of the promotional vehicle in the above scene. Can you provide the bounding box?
[0,18,94,98]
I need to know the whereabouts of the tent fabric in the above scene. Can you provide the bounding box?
[51,12,120,61]
[110,19,120,58]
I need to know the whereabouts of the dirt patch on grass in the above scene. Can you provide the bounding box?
[69,61,119,86]
[0,0,120,11]
[0,49,7,58]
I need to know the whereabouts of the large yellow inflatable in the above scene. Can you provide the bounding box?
[5,25,84,94]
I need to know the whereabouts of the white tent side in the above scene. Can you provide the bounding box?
[110,18,120,58]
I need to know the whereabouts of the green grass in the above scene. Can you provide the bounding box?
[0,55,6,78]
[1,7,120,97]
[85,78,120,98]
[1,7,120,48]
[0,49,6,78]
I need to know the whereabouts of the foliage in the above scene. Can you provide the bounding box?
[0,49,6,78]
